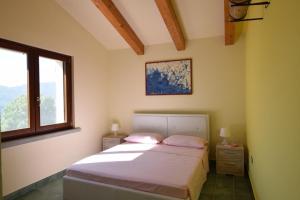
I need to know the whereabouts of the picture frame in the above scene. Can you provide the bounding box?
[145,58,192,95]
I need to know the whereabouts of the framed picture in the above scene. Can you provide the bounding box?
[145,58,192,95]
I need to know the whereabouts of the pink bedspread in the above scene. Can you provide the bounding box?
[66,143,209,200]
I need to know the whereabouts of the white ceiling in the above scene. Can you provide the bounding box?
[55,0,224,50]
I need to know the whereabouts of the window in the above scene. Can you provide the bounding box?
[0,38,73,141]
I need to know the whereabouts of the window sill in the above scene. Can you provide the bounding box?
[1,127,81,149]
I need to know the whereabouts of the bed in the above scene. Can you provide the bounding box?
[63,114,210,200]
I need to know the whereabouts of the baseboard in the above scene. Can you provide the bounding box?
[4,170,66,200]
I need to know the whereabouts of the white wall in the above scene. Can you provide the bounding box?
[0,0,109,195]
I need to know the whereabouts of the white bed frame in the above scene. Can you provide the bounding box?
[133,114,209,141]
[64,114,209,200]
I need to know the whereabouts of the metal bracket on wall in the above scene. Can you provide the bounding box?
[230,1,271,22]
[231,1,270,8]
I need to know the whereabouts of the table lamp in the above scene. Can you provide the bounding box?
[111,123,119,136]
[220,128,231,145]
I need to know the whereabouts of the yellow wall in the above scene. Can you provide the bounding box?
[108,36,246,158]
[245,1,300,200]
[0,0,109,195]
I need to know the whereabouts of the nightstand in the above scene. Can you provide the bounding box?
[216,144,244,176]
[102,133,128,151]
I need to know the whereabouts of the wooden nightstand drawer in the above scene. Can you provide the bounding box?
[103,140,121,150]
[103,144,117,151]
[103,138,122,144]
[217,149,243,160]
[216,144,244,176]
[217,160,243,175]
[102,133,127,151]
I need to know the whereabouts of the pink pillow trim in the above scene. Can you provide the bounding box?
[163,135,207,149]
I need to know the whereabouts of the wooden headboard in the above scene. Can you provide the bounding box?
[133,114,210,142]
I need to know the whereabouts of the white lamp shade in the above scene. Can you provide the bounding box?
[220,128,231,138]
[111,123,119,132]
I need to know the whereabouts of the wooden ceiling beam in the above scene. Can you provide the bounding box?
[155,0,185,50]
[224,0,235,45]
[91,0,144,55]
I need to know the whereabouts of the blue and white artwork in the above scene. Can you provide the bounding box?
[146,59,192,95]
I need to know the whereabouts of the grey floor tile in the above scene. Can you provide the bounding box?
[199,193,213,200]
[214,193,234,200]
[235,194,252,200]
[201,183,214,195]
[206,174,216,185]
[18,190,46,200]
[235,177,251,187]
[234,176,252,197]
[39,179,63,195]
[235,185,251,196]
[215,175,234,195]
[214,186,234,196]
[16,179,63,200]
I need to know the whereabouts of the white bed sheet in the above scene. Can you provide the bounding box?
[66,142,209,200]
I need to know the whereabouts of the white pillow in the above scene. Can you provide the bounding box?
[124,133,164,144]
[163,135,207,149]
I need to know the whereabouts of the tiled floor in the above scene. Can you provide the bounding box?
[199,166,254,200]
[14,165,254,200]
[16,179,63,200]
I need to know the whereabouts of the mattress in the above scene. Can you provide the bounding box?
[66,143,209,200]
